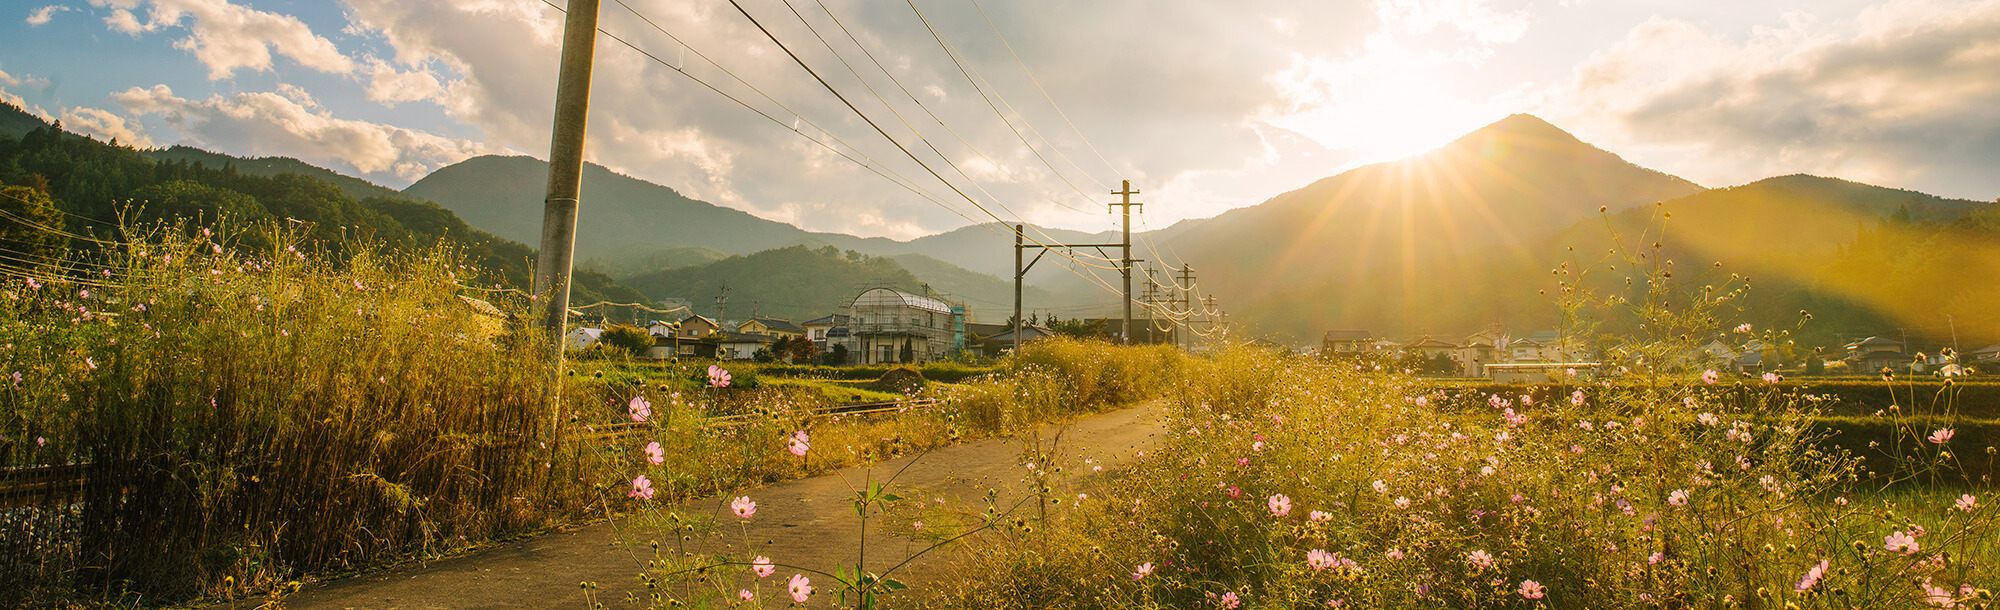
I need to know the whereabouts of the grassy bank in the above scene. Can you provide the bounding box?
[937,348,1998,609]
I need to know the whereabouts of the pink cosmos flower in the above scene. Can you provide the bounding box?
[1251,440,1265,452]
[1268,494,1292,517]
[1956,494,1977,512]
[1132,562,1154,580]
[787,430,810,456]
[1796,559,1828,592]
[1385,548,1404,560]
[1929,428,1955,444]
[1307,549,1336,570]
[1735,323,1753,333]
[1668,489,1689,506]
[752,555,775,577]
[1219,591,1241,609]
[1649,552,1663,565]
[731,495,757,518]
[1309,510,1331,522]
[1762,372,1780,384]
[1371,480,1388,494]
[1884,531,1920,555]
[1468,550,1495,570]
[707,365,732,388]
[628,475,655,500]
[628,396,652,422]
[1571,390,1585,406]
[644,441,664,465]
[1394,496,1410,509]
[738,589,754,601]
[788,574,813,602]
[1702,369,1720,384]
[1518,580,1545,599]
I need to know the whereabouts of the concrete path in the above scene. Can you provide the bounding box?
[245,401,1166,609]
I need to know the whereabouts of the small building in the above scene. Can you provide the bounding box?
[1844,336,1903,360]
[980,325,1054,358]
[803,314,851,350]
[678,314,721,340]
[564,327,604,351]
[646,320,678,338]
[1457,331,1507,377]
[739,318,805,340]
[1408,337,1457,361]
[646,335,681,360]
[1322,330,1375,356]
[1507,337,1548,363]
[708,331,774,361]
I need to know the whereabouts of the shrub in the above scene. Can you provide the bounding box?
[599,324,653,357]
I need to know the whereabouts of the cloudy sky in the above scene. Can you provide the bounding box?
[3,0,1997,240]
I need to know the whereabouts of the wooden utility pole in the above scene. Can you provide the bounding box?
[1176,264,1195,349]
[1111,180,1141,345]
[534,0,600,430]
[1014,225,1025,356]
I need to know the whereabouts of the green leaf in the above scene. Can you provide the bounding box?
[881,578,908,592]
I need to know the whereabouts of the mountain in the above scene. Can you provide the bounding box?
[1,101,49,139]
[1231,172,1998,347]
[143,145,403,202]
[1146,114,1704,304]
[0,102,656,309]
[404,155,896,260]
[619,245,926,323]
[580,244,730,278]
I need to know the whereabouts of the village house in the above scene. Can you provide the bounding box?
[1322,330,1375,357]
[677,314,722,340]
[802,314,851,351]
[1456,331,1507,377]
[708,331,775,361]
[978,325,1054,358]
[739,318,805,340]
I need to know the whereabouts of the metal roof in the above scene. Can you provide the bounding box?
[850,287,952,314]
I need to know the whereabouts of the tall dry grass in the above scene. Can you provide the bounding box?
[0,225,597,602]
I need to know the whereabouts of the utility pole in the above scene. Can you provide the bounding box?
[1141,266,1161,345]
[1013,223,1131,355]
[1013,225,1025,356]
[534,0,600,436]
[1176,264,1194,350]
[1111,180,1142,346]
[715,285,730,323]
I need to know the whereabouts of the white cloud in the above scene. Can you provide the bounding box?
[1543,0,2000,198]
[27,5,72,26]
[88,0,356,79]
[362,58,447,105]
[1375,0,1531,44]
[59,107,157,148]
[114,84,496,184]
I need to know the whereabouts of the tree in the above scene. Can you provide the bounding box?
[822,343,849,366]
[0,184,63,263]
[779,335,818,364]
[1050,317,1106,340]
[899,339,915,364]
[600,325,653,358]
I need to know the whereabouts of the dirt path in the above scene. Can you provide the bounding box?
[248,401,1166,609]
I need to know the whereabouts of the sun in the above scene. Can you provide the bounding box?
[1262,40,1504,165]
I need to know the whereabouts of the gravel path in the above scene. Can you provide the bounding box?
[245,400,1166,609]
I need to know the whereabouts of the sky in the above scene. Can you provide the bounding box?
[3,0,1997,240]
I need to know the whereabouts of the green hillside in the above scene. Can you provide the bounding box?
[144,145,404,202]
[621,245,932,322]
[582,244,730,278]
[0,101,48,139]
[0,100,652,308]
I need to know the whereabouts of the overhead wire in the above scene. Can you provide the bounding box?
[900,0,1103,206]
[966,0,1119,185]
[603,1,1216,338]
